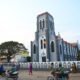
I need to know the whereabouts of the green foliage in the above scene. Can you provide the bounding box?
[0,41,27,62]
[27,56,31,62]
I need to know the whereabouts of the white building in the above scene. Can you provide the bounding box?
[31,12,78,62]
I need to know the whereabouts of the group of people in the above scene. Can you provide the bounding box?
[0,64,18,76]
[0,63,33,76]
[51,62,77,79]
[0,62,78,80]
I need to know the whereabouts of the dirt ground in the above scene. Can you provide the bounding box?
[18,70,51,80]
[0,70,51,80]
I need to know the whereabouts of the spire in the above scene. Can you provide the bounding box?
[58,32,61,39]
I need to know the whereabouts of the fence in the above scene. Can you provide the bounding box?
[1,61,80,70]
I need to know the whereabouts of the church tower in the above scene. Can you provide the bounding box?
[31,12,58,62]
[31,12,78,62]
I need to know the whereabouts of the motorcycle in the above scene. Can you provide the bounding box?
[0,71,5,76]
[6,70,18,80]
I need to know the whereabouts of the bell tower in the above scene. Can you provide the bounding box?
[37,12,57,62]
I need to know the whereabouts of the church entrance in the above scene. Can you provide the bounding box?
[42,57,46,62]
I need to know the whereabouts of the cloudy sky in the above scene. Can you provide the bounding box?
[0,0,80,54]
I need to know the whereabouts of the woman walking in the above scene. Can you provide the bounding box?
[29,63,32,75]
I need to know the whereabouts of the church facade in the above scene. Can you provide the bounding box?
[31,12,78,62]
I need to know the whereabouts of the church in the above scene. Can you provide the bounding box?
[31,12,78,62]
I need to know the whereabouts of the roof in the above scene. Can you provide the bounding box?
[37,12,53,19]
[56,35,77,47]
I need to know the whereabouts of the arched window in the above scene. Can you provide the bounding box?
[51,41,54,52]
[43,19,45,29]
[50,21,53,30]
[60,45,62,54]
[40,19,45,30]
[34,45,36,54]
[44,39,46,48]
[41,40,43,49]
[40,20,42,29]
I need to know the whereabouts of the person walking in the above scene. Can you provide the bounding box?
[51,63,56,76]
[0,64,5,76]
[29,63,32,75]
[71,62,77,73]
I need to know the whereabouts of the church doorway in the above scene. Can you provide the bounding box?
[42,56,46,62]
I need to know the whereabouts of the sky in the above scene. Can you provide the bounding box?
[0,0,80,54]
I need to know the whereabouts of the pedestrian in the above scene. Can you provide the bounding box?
[29,63,32,75]
[51,63,56,76]
[71,62,77,73]
[0,63,5,76]
[16,63,20,71]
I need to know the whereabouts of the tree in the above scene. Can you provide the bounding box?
[27,56,31,62]
[0,41,27,62]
